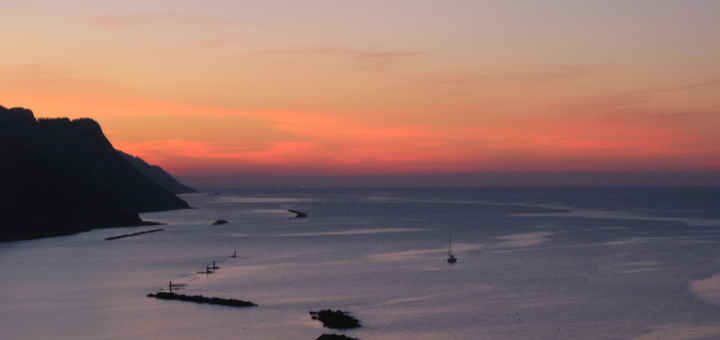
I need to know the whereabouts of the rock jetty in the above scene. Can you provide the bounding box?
[147,292,257,307]
[105,228,164,240]
[316,334,358,340]
[310,310,361,329]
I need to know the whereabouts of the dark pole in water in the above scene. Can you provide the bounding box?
[232,251,236,258]
[169,281,172,293]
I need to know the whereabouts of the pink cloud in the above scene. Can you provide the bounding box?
[112,107,716,177]
[8,91,716,177]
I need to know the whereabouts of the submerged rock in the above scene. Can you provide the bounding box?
[288,209,307,218]
[310,310,361,329]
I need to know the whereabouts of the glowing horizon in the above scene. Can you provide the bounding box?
[2,1,719,186]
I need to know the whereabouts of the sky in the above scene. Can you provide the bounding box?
[2,1,720,187]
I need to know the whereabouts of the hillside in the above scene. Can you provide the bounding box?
[117,150,195,194]
[0,106,188,242]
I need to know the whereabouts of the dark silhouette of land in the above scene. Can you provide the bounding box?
[117,150,195,194]
[0,106,189,242]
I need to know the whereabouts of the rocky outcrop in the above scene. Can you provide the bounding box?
[0,105,189,242]
[117,150,195,194]
[310,310,361,329]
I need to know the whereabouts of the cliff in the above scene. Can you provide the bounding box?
[117,150,195,194]
[0,106,188,242]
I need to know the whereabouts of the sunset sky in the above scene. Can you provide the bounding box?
[2,1,719,187]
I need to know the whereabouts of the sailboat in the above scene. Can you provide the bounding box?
[447,233,457,263]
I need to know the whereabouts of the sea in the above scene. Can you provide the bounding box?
[2,187,720,340]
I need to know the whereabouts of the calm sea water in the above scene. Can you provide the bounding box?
[2,187,720,339]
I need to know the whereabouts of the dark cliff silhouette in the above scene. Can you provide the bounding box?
[117,150,195,194]
[0,106,188,242]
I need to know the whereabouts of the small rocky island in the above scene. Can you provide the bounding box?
[310,310,361,329]
[211,219,228,225]
[147,292,257,308]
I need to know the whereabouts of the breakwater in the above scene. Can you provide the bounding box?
[105,228,164,240]
[146,292,257,307]
[316,334,358,340]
